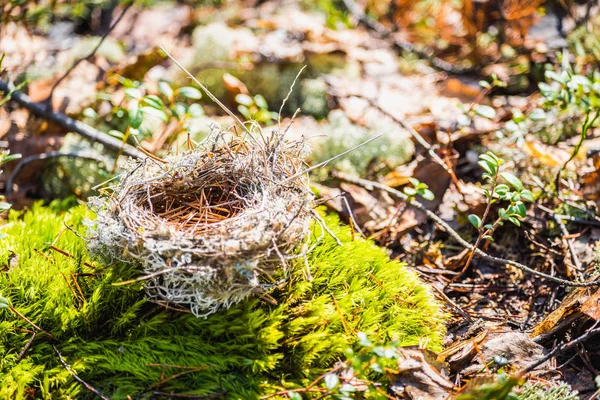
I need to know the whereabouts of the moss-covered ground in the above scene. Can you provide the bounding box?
[0,201,446,399]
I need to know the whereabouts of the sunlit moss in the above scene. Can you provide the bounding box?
[0,202,445,398]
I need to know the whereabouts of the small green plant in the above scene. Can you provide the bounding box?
[456,74,506,128]
[235,93,278,125]
[469,152,533,236]
[461,152,533,273]
[85,76,205,148]
[285,332,412,399]
[403,178,435,201]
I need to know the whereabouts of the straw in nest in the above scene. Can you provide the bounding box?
[87,128,314,317]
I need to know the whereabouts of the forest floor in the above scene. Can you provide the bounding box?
[3,0,600,398]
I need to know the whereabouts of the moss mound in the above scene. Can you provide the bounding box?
[0,202,445,399]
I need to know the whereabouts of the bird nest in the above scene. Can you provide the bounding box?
[87,128,314,317]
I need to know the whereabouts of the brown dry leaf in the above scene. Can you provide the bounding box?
[523,135,584,168]
[223,73,250,102]
[582,154,600,200]
[581,288,600,321]
[459,331,548,375]
[382,159,418,188]
[412,150,458,211]
[340,182,396,229]
[531,286,594,338]
[443,248,471,271]
[441,78,481,102]
[389,347,454,400]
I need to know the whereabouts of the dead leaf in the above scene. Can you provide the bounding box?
[390,347,454,400]
[531,286,593,338]
[523,135,582,168]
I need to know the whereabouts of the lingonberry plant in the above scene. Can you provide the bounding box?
[469,152,533,239]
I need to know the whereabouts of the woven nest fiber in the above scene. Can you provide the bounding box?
[87,128,314,317]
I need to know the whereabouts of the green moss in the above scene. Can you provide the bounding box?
[0,202,445,399]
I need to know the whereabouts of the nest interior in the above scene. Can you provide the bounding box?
[88,131,314,316]
[0,202,446,399]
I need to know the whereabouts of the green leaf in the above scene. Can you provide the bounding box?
[288,392,302,400]
[478,160,496,175]
[408,178,420,187]
[1,153,22,163]
[235,93,254,107]
[480,154,499,167]
[484,224,494,231]
[171,103,187,119]
[420,189,435,201]
[500,172,523,191]
[475,105,496,120]
[508,217,521,226]
[124,88,141,100]
[254,94,268,110]
[141,107,169,122]
[483,235,494,241]
[468,214,482,229]
[158,81,174,100]
[403,187,417,196]
[237,105,250,119]
[82,107,99,119]
[177,86,202,100]
[108,129,125,139]
[324,374,339,390]
[499,208,508,219]
[520,189,534,202]
[188,103,204,117]
[0,201,11,212]
[516,202,527,218]
[528,108,547,121]
[0,296,9,309]
[494,184,510,196]
[142,95,164,110]
[128,107,143,129]
[479,80,491,89]
[457,113,471,127]
[357,332,372,347]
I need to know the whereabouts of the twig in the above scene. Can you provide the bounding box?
[430,284,473,322]
[159,47,263,149]
[0,80,144,159]
[8,305,57,341]
[342,195,365,238]
[329,88,457,183]
[331,171,600,288]
[520,321,600,374]
[15,332,36,364]
[6,151,110,196]
[554,214,583,272]
[52,344,110,400]
[46,3,132,102]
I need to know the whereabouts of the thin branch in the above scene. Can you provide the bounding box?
[46,3,132,102]
[6,151,111,196]
[0,80,144,159]
[332,171,600,288]
[520,321,600,374]
[328,88,457,182]
[159,46,263,150]
[52,344,110,400]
